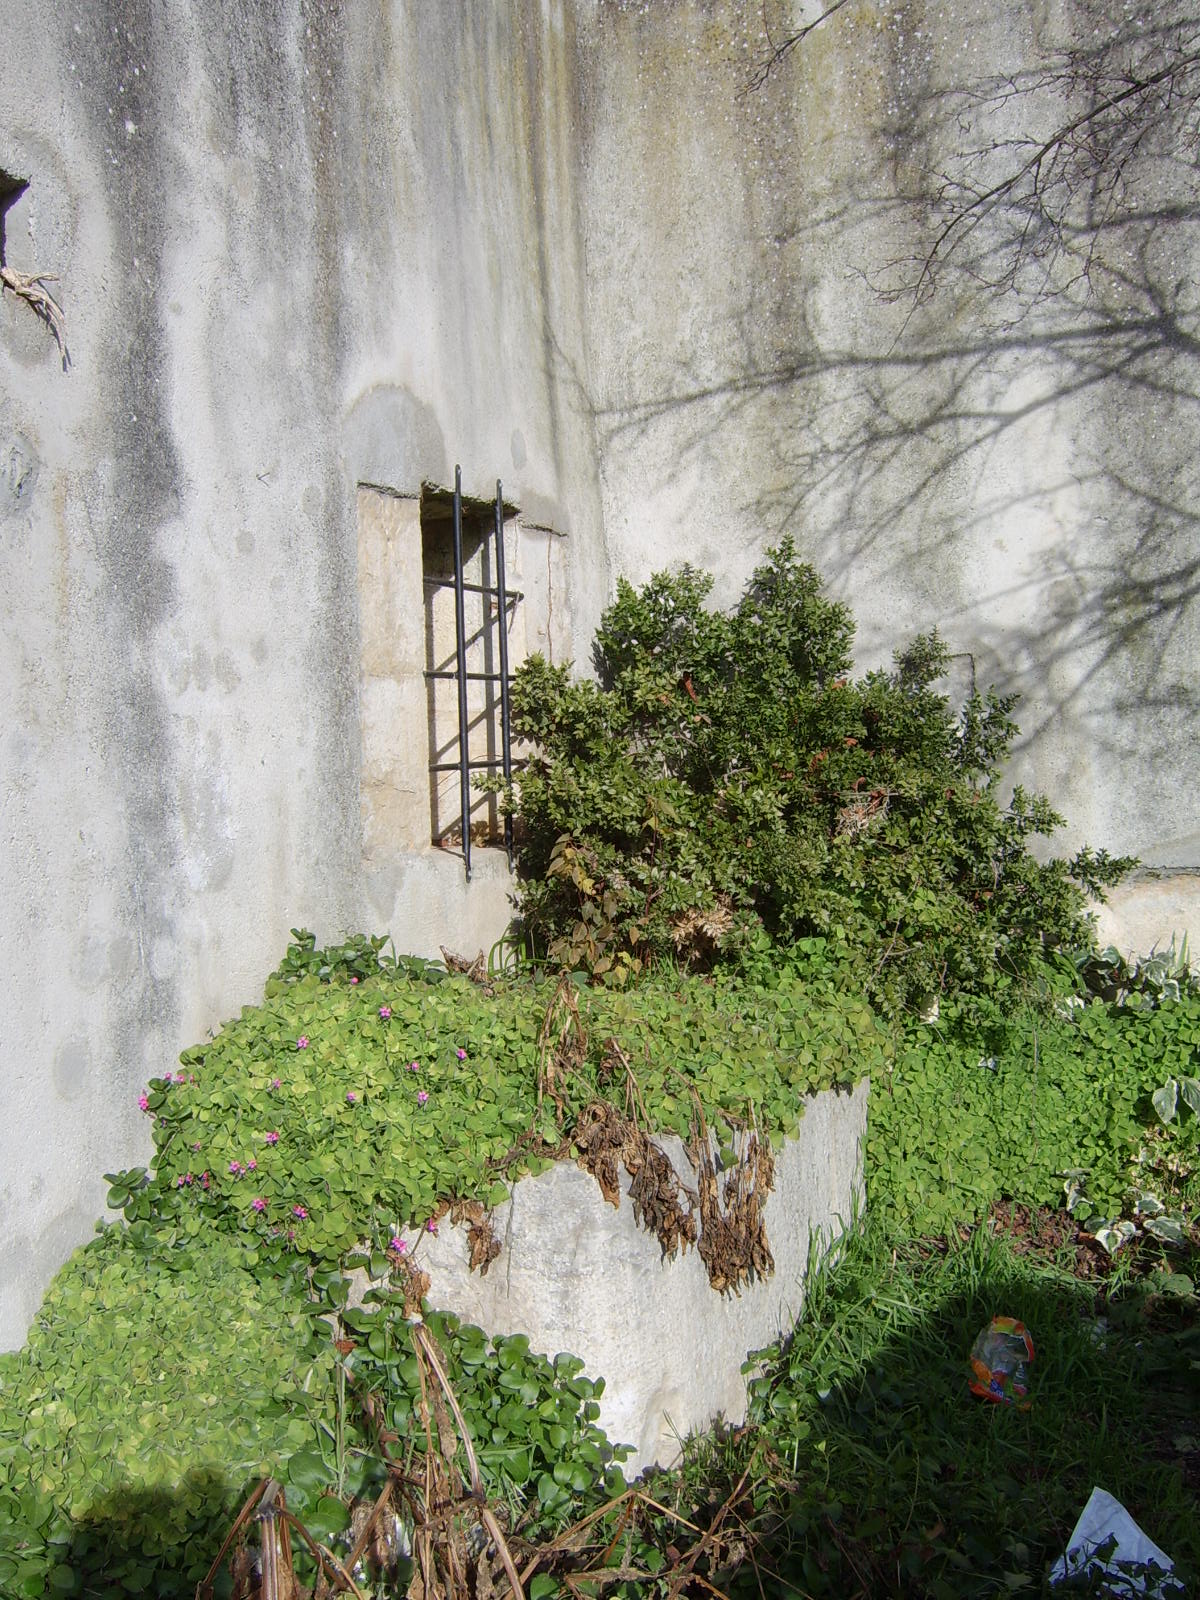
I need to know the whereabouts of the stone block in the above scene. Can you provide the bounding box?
[383,1078,868,1476]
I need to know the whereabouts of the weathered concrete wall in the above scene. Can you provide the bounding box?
[0,0,609,1350]
[378,1080,868,1475]
[573,0,1200,936]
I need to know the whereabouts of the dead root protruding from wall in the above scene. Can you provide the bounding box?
[1,266,68,365]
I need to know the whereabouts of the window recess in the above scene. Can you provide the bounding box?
[421,467,522,880]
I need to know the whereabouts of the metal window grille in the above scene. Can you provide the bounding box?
[423,465,520,880]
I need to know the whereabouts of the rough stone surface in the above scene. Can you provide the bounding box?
[387,1079,868,1476]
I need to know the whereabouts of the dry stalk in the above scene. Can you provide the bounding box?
[536,975,586,1112]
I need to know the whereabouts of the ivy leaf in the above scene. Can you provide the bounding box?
[1093,1220,1137,1255]
[1144,1216,1189,1247]
[1152,1079,1178,1124]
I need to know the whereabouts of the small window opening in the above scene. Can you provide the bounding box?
[420,475,521,874]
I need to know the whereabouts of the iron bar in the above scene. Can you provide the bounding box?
[451,465,472,881]
[424,670,506,682]
[494,479,515,867]
[429,757,528,773]
[423,576,523,603]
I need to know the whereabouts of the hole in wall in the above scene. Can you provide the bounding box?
[0,172,29,268]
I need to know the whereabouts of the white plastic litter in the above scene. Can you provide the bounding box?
[1050,1487,1179,1596]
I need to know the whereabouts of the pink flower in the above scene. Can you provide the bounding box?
[379,1006,391,1021]
[345,1092,357,1104]
[389,1235,406,1253]
[137,1094,149,1112]
[425,1219,438,1235]
[176,1173,193,1188]
[264,1131,279,1145]
[292,1205,308,1219]
[456,1048,467,1060]
[296,1036,309,1050]
[408,1061,419,1073]
[191,1142,202,1152]
[269,1078,282,1091]
[417,1090,429,1106]
[229,1160,243,1176]
[201,1172,210,1189]
[252,1196,267,1212]
[350,976,360,985]
[246,1159,257,1171]
[172,1072,187,1084]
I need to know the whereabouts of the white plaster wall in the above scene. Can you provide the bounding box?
[0,0,610,1350]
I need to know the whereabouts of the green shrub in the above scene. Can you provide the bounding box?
[0,1226,334,1598]
[503,539,1133,1013]
[0,1226,628,1596]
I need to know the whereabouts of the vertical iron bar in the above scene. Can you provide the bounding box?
[494,480,514,868]
[452,464,472,881]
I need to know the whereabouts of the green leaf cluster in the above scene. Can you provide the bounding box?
[0,1226,334,1598]
[503,539,1134,1013]
[869,991,1200,1234]
[136,960,881,1257]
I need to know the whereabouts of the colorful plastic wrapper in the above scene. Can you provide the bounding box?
[968,1315,1034,1409]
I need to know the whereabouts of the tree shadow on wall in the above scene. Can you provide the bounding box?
[581,2,1200,783]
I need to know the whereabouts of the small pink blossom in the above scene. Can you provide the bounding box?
[292,1205,308,1219]
[172,1072,187,1084]
[296,1036,309,1050]
[389,1235,406,1253]
[201,1172,210,1189]
[246,1158,257,1171]
[456,1048,467,1060]
[417,1090,429,1106]
[137,1094,149,1112]
[176,1172,193,1188]
[425,1219,438,1234]
[408,1061,419,1073]
[264,1131,279,1145]
[269,1078,282,1091]
[191,1142,202,1152]
[252,1196,267,1212]
[350,976,360,985]
[229,1160,243,1176]
[345,1091,357,1104]
[379,1006,392,1021]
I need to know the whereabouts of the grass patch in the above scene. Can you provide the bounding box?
[675,1216,1198,1597]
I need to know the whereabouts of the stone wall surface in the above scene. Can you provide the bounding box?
[377,1079,869,1476]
